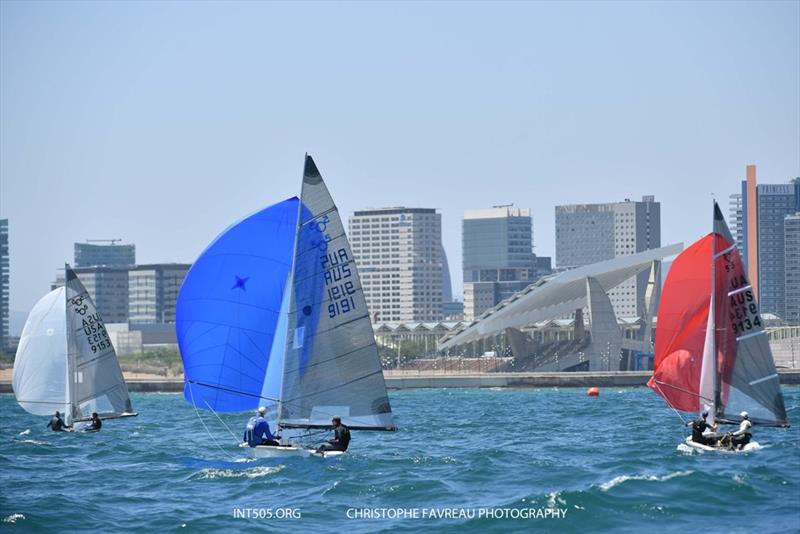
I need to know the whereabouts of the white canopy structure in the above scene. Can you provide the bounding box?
[439,243,683,352]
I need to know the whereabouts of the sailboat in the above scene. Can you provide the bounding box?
[648,202,789,451]
[176,155,395,457]
[13,265,136,428]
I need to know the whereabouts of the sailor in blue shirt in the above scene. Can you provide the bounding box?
[243,407,279,447]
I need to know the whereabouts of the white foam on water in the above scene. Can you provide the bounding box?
[234,457,257,463]
[599,470,693,492]
[16,438,48,446]
[546,491,566,509]
[194,464,285,480]
[18,429,30,436]
[3,514,25,523]
[676,442,697,454]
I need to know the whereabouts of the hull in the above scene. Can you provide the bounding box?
[242,443,345,458]
[682,436,760,453]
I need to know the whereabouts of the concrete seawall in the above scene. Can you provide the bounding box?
[1,370,798,394]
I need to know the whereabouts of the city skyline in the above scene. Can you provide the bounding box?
[2,1,799,321]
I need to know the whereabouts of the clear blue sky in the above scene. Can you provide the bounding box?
[1,0,798,327]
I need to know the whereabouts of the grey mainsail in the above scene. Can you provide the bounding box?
[712,204,787,426]
[64,266,134,422]
[278,155,394,430]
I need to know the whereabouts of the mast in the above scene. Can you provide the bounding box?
[711,204,722,418]
[276,154,307,430]
[65,264,78,425]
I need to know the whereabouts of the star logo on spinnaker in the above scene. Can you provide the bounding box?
[232,275,250,291]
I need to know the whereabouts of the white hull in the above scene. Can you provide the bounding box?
[241,443,345,459]
[682,436,760,453]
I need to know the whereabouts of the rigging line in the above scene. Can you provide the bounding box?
[651,379,715,404]
[652,381,689,439]
[186,379,281,404]
[202,399,241,443]
[187,381,238,461]
[293,429,331,440]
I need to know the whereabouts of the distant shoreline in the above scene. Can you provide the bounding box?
[1,369,798,394]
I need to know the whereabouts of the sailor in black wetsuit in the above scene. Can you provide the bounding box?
[86,412,102,432]
[317,416,350,452]
[46,411,70,432]
[687,410,717,445]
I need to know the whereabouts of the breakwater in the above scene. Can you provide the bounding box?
[1,370,798,394]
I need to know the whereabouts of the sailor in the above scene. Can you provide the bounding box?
[46,411,70,432]
[243,407,279,447]
[730,411,753,450]
[317,416,351,453]
[86,412,102,432]
[687,410,717,445]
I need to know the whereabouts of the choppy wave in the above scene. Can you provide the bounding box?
[3,514,25,523]
[598,470,694,491]
[12,438,49,446]
[191,464,285,480]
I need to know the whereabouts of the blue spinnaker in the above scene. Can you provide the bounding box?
[177,197,299,412]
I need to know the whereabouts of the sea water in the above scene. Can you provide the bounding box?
[1,387,798,533]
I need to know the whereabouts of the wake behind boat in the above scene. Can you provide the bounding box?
[177,155,395,458]
[12,265,137,429]
[648,202,789,453]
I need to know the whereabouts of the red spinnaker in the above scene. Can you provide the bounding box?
[648,234,712,411]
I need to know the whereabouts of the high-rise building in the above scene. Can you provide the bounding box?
[0,219,8,350]
[74,241,135,267]
[555,196,661,317]
[128,263,190,324]
[349,208,443,323]
[785,213,800,325]
[756,179,800,319]
[729,193,745,260]
[462,207,535,320]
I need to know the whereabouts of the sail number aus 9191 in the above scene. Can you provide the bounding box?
[321,247,357,319]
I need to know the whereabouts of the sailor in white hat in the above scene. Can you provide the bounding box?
[730,411,752,450]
